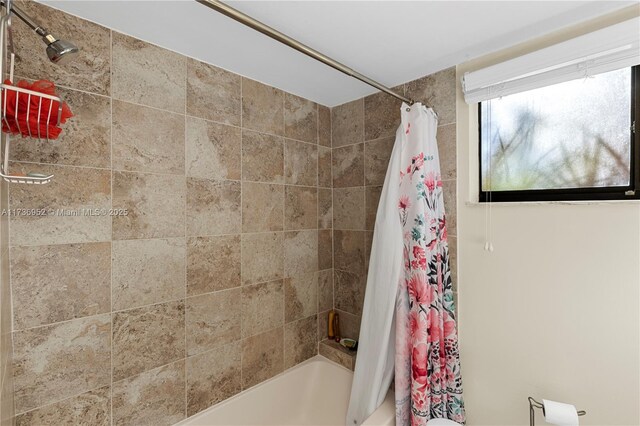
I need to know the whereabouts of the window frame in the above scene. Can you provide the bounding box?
[478,65,640,203]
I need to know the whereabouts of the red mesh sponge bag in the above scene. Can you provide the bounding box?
[2,79,73,139]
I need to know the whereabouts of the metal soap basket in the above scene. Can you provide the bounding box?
[0,1,66,184]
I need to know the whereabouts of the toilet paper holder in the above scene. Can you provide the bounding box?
[528,397,586,426]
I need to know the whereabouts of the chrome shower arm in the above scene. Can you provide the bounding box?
[1,0,78,64]
[0,1,49,39]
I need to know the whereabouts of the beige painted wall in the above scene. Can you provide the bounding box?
[456,6,640,425]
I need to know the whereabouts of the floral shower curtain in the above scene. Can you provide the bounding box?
[346,103,465,426]
[393,106,465,425]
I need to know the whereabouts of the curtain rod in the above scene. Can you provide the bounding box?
[196,0,414,105]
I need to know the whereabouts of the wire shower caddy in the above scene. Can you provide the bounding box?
[0,0,64,184]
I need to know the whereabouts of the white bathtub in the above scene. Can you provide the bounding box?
[178,355,395,426]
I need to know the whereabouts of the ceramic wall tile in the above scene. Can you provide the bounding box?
[9,163,111,246]
[241,327,284,389]
[317,310,329,342]
[241,232,284,285]
[317,269,333,313]
[284,230,318,278]
[186,288,241,356]
[10,88,111,169]
[331,100,364,148]
[284,273,318,323]
[333,230,365,275]
[186,116,241,181]
[318,229,333,270]
[15,386,110,426]
[284,94,317,143]
[284,315,317,369]
[112,361,185,426]
[364,87,403,141]
[318,188,333,230]
[187,235,240,296]
[317,146,332,190]
[318,105,331,147]
[442,179,457,236]
[242,182,284,233]
[186,178,240,236]
[437,124,457,180]
[112,301,185,382]
[241,130,284,184]
[12,315,111,414]
[284,186,317,230]
[333,187,365,230]
[187,58,241,126]
[335,309,361,340]
[242,78,284,136]
[364,137,394,186]
[112,100,185,175]
[186,342,241,417]
[332,143,364,188]
[365,186,382,230]
[112,32,186,113]
[334,269,366,316]
[112,172,185,240]
[11,242,111,330]
[12,1,111,95]
[112,238,185,311]
[241,280,284,338]
[285,140,317,186]
[405,67,456,126]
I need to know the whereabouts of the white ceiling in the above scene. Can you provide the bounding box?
[41,0,637,106]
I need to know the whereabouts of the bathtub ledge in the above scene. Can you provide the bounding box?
[319,339,357,370]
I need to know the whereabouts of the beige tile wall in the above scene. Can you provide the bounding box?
[5,2,332,425]
[328,68,457,340]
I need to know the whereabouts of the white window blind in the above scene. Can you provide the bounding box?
[462,17,640,104]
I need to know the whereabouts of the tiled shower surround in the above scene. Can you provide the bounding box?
[0,2,458,424]
[328,68,458,343]
[4,2,332,424]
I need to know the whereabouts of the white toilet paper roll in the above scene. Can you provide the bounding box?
[543,399,579,426]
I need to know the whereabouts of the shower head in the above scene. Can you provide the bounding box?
[3,1,79,64]
[43,35,79,64]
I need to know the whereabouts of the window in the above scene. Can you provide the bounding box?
[479,66,639,202]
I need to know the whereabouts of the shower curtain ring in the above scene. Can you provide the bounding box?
[406,98,416,112]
